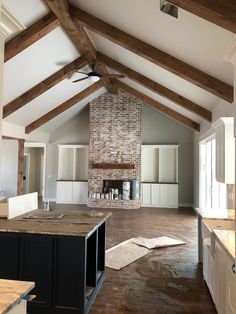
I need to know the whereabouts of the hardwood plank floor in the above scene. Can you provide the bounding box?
[51,203,217,314]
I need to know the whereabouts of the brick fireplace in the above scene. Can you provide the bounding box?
[88,89,142,209]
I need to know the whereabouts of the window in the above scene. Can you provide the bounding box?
[199,135,226,209]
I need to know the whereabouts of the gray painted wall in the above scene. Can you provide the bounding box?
[45,104,194,206]
[0,140,18,197]
[142,105,194,206]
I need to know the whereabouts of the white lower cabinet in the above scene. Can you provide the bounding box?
[226,255,236,314]
[203,239,216,302]
[203,239,236,314]
[56,181,88,204]
[215,241,227,314]
[141,183,178,208]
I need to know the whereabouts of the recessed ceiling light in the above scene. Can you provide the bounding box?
[160,0,178,19]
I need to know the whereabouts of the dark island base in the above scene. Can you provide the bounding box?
[0,220,106,314]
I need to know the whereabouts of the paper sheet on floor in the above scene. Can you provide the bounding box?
[105,238,150,270]
[132,236,186,249]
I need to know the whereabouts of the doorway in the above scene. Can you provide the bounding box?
[199,135,226,209]
[24,143,46,200]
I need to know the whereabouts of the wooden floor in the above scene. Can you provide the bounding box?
[52,204,217,314]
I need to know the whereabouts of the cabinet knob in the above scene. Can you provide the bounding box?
[232,263,235,274]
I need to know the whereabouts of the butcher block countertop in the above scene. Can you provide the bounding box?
[213,229,235,261]
[0,209,111,237]
[195,208,235,220]
[0,279,34,314]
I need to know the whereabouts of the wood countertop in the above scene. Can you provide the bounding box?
[195,208,235,220]
[0,279,34,314]
[0,209,112,238]
[213,229,235,261]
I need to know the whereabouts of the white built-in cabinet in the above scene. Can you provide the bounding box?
[203,238,236,314]
[141,145,179,208]
[212,117,235,184]
[56,145,88,204]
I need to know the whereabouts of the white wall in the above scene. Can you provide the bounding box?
[193,99,235,208]
[142,105,194,206]
[0,140,18,196]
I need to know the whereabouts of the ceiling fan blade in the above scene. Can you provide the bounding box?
[72,77,88,83]
[75,71,89,75]
[102,74,125,78]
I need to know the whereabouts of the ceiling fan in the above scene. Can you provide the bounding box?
[71,65,125,83]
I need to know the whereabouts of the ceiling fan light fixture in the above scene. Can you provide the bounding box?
[89,75,101,83]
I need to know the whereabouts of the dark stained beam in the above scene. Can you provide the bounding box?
[169,0,236,34]
[44,0,96,64]
[97,52,211,121]
[71,6,233,103]
[5,12,60,62]
[3,56,87,118]
[44,0,116,93]
[115,80,200,131]
[25,80,103,133]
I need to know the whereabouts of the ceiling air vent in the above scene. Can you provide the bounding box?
[160,0,178,19]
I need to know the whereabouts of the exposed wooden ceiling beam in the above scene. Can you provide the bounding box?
[44,0,96,64]
[44,0,116,93]
[71,6,234,103]
[3,56,87,118]
[25,80,103,134]
[168,0,236,34]
[115,80,200,132]
[97,52,211,122]
[4,12,60,62]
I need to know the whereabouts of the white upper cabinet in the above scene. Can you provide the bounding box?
[58,145,89,181]
[212,117,235,184]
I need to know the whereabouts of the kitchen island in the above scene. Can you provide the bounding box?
[0,209,111,314]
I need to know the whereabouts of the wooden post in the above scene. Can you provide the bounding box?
[17,139,25,195]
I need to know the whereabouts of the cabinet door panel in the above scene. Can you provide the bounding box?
[79,182,88,203]
[57,182,73,203]
[72,182,81,203]
[151,184,160,206]
[168,184,178,207]
[19,235,53,309]
[142,184,151,206]
[215,241,227,314]
[226,257,236,314]
[160,184,168,206]
[0,233,19,280]
[54,237,86,311]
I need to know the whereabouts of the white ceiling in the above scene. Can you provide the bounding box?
[2,0,235,136]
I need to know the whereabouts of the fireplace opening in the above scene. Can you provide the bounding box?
[103,180,123,199]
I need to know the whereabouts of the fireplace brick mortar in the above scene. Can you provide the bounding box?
[88,89,142,209]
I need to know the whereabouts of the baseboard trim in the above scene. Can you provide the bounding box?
[178,203,194,208]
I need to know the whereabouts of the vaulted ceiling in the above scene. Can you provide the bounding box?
[2,0,235,137]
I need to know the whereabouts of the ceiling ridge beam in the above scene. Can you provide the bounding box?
[98,52,211,121]
[71,6,233,103]
[25,80,103,134]
[44,0,117,93]
[3,56,87,118]
[168,0,236,34]
[5,12,60,62]
[115,80,200,131]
